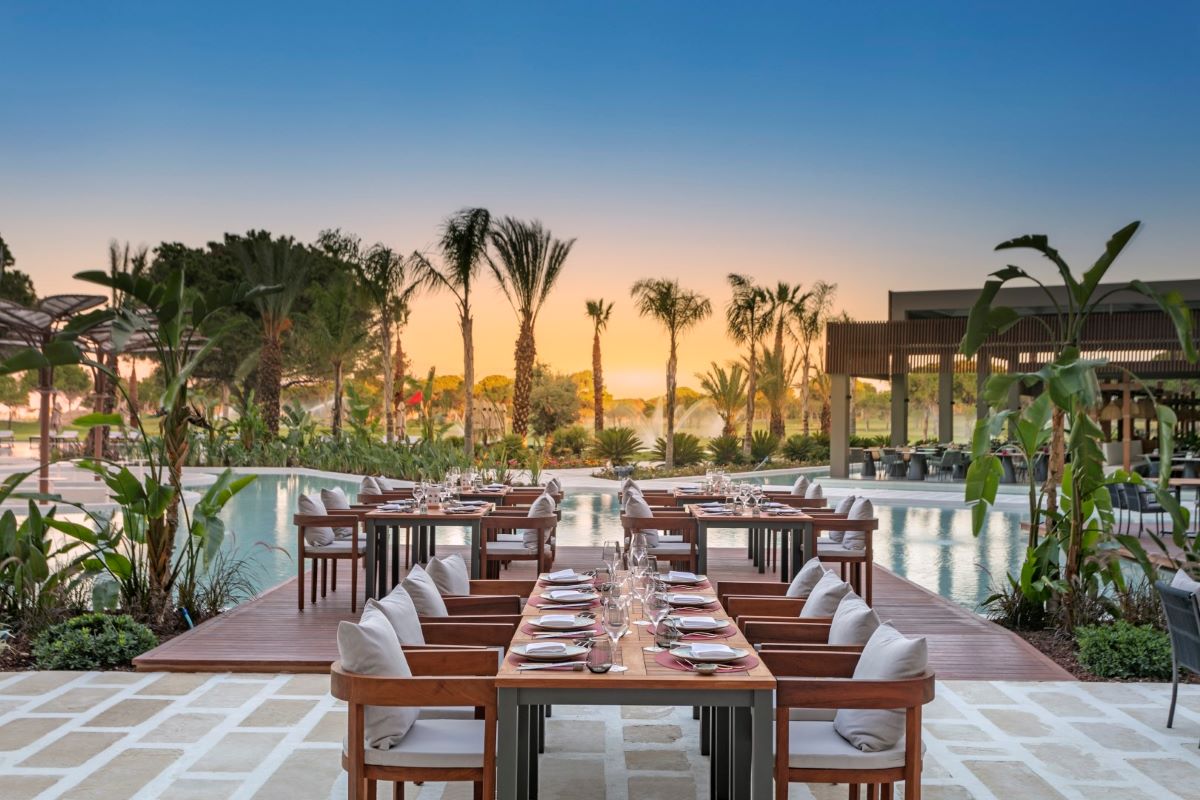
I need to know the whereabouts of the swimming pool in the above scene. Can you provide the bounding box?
[217,472,1026,611]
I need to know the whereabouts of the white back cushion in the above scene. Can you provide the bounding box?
[371,589,425,645]
[544,477,562,494]
[834,623,928,751]
[381,478,415,490]
[841,498,875,551]
[337,605,419,749]
[828,591,881,646]
[621,477,640,495]
[786,558,826,598]
[623,492,659,546]
[319,487,354,540]
[791,475,810,495]
[523,492,557,549]
[426,554,471,595]
[834,495,856,515]
[298,494,334,547]
[402,565,449,617]
[1171,568,1200,594]
[805,482,824,500]
[800,570,851,618]
[359,476,383,499]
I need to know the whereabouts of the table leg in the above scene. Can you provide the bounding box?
[751,689,773,799]
[698,522,708,574]
[365,519,377,601]
[788,525,802,581]
[779,527,790,583]
[470,520,482,579]
[731,706,751,799]
[497,689,519,800]
[517,703,530,800]
[390,526,400,589]
[804,521,815,566]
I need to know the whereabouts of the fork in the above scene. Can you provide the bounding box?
[674,658,739,672]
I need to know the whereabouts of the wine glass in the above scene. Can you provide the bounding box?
[644,555,659,579]
[630,569,652,626]
[412,482,427,511]
[642,588,672,652]
[601,540,621,575]
[601,601,629,672]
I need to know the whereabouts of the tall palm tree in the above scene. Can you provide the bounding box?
[415,208,492,461]
[697,361,747,436]
[303,268,370,438]
[488,217,575,439]
[356,243,421,443]
[763,281,810,437]
[585,299,613,433]
[630,278,711,468]
[726,274,771,457]
[793,280,837,436]
[758,344,798,439]
[232,235,313,435]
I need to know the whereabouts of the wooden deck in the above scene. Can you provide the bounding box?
[135,546,1072,680]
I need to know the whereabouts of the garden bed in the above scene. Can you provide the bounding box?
[1016,628,1193,684]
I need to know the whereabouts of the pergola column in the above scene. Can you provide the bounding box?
[890,373,908,446]
[830,373,851,478]
[938,355,954,443]
[976,357,990,421]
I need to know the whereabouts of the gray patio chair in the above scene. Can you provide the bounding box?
[1123,483,1165,536]
[1155,579,1200,746]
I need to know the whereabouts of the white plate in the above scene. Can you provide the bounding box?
[667,616,729,632]
[512,643,590,662]
[541,590,598,604]
[662,574,705,585]
[667,594,716,606]
[669,644,749,663]
[542,572,590,585]
[531,615,593,630]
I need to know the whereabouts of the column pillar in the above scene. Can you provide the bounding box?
[938,370,954,444]
[830,373,851,478]
[890,373,908,446]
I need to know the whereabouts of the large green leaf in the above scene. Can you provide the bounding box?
[1128,282,1197,364]
[994,233,1080,303]
[961,279,1017,357]
[1079,221,1139,305]
[72,412,124,429]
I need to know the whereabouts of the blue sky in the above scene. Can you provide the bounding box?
[1,2,1197,393]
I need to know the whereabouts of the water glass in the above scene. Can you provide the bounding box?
[642,589,671,652]
[602,601,629,672]
[654,615,683,651]
[586,637,614,673]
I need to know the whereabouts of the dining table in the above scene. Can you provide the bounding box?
[495,570,776,800]
[686,504,816,579]
[1168,477,1200,534]
[363,503,494,597]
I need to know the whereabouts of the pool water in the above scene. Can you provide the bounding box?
[218,473,1025,611]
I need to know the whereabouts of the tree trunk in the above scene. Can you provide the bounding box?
[593,328,604,433]
[331,360,344,438]
[665,337,677,468]
[154,395,191,624]
[511,319,535,439]
[800,348,812,436]
[744,342,757,457]
[257,333,283,435]
[381,318,394,443]
[394,334,407,442]
[1041,405,1067,546]
[463,313,475,461]
[770,322,786,438]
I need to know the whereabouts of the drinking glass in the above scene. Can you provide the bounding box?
[654,615,684,651]
[642,589,672,652]
[601,540,621,575]
[644,555,659,579]
[586,637,614,673]
[630,570,652,626]
[412,483,427,511]
[601,601,629,672]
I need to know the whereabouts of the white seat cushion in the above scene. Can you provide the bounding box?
[800,570,850,618]
[402,565,449,617]
[787,721,909,770]
[426,554,471,595]
[345,718,485,768]
[656,534,684,543]
[789,708,837,722]
[496,533,524,542]
[647,543,692,555]
[305,540,358,554]
[817,543,865,559]
[487,541,551,555]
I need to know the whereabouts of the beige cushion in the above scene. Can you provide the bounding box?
[319,487,355,540]
[647,542,692,555]
[841,498,875,551]
[402,565,449,617]
[805,482,824,500]
[299,494,334,547]
[336,605,419,749]
[791,475,810,495]
[834,623,928,751]
[305,540,358,554]
[786,558,826,599]
[344,719,485,768]
[523,493,557,549]
[426,554,471,596]
[371,590,425,645]
[1171,569,1200,594]
[419,706,479,721]
[623,493,659,546]
[381,478,415,490]
[834,495,856,515]
[828,591,880,646]
[359,476,383,498]
[544,477,562,494]
[800,570,850,618]
[487,541,551,555]
[788,720,908,769]
[621,477,640,495]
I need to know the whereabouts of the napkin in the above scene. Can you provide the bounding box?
[539,614,578,625]
[677,616,719,629]
[524,642,567,654]
[547,569,578,580]
[668,571,699,582]
[377,503,406,511]
[548,589,589,600]
[670,594,709,605]
[689,643,737,658]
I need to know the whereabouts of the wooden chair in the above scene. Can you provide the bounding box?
[619,513,699,572]
[478,515,557,579]
[295,513,363,612]
[816,517,881,605]
[761,648,934,800]
[331,649,496,800]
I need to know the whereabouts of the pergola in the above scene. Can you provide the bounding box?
[0,295,107,493]
[824,280,1200,478]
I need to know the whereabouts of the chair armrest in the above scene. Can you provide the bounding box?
[469,579,536,597]
[420,613,522,628]
[444,595,522,614]
[741,620,832,645]
[331,664,496,707]
[422,622,516,647]
[760,649,861,678]
[772,671,936,709]
[725,595,806,618]
[715,581,787,605]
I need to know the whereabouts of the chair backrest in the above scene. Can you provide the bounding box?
[1156,580,1200,673]
[1121,483,1143,512]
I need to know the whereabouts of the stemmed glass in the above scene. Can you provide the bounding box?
[631,568,653,626]
[642,588,672,652]
[601,601,629,672]
[601,540,622,576]
[412,482,427,511]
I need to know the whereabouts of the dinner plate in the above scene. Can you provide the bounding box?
[667,593,716,606]
[669,644,749,663]
[512,643,589,662]
[542,571,591,585]
[531,614,593,630]
[661,573,705,585]
[667,616,729,632]
[541,590,598,604]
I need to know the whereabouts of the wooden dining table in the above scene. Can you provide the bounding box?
[363,504,494,597]
[495,571,776,800]
[686,504,816,579]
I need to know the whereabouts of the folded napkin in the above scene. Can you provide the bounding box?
[671,594,709,605]
[539,614,578,625]
[689,643,737,658]
[547,568,578,580]
[524,642,567,654]
[377,503,407,511]
[677,616,720,629]
[668,571,699,582]
[485,484,508,490]
[548,589,590,600]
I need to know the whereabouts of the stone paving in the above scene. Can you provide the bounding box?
[1,671,1198,799]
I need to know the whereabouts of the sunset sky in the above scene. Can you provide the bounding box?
[2,2,1197,396]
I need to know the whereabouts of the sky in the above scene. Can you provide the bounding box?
[1,2,1198,397]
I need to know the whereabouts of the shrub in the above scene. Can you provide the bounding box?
[781,434,831,463]
[590,427,643,466]
[550,425,592,456]
[652,433,705,466]
[707,434,743,466]
[33,613,157,670]
[528,372,582,437]
[750,430,779,462]
[1075,620,1173,679]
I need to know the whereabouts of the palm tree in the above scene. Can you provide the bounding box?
[630,278,711,468]
[488,217,575,439]
[697,361,747,436]
[357,243,421,443]
[302,268,370,438]
[793,281,836,436]
[232,235,313,435]
[414,208,492,461]
[763,282,810,437]
[758,344,798,439]
[586,299,613,432]
[726,274,771,457]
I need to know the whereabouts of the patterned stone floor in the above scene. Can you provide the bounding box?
[1,671,1198,799]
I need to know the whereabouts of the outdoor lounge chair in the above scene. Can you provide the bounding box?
[295,513,363,612]
[1122,483,1165,535]
[1155,578,1200,746]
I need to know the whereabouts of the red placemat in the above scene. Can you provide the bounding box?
[653,650,760,673]
[661,579,712,591]
[651,622,735,641]
[507,651,588,666]
[519,622,602,636]
[528,595,600,609]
